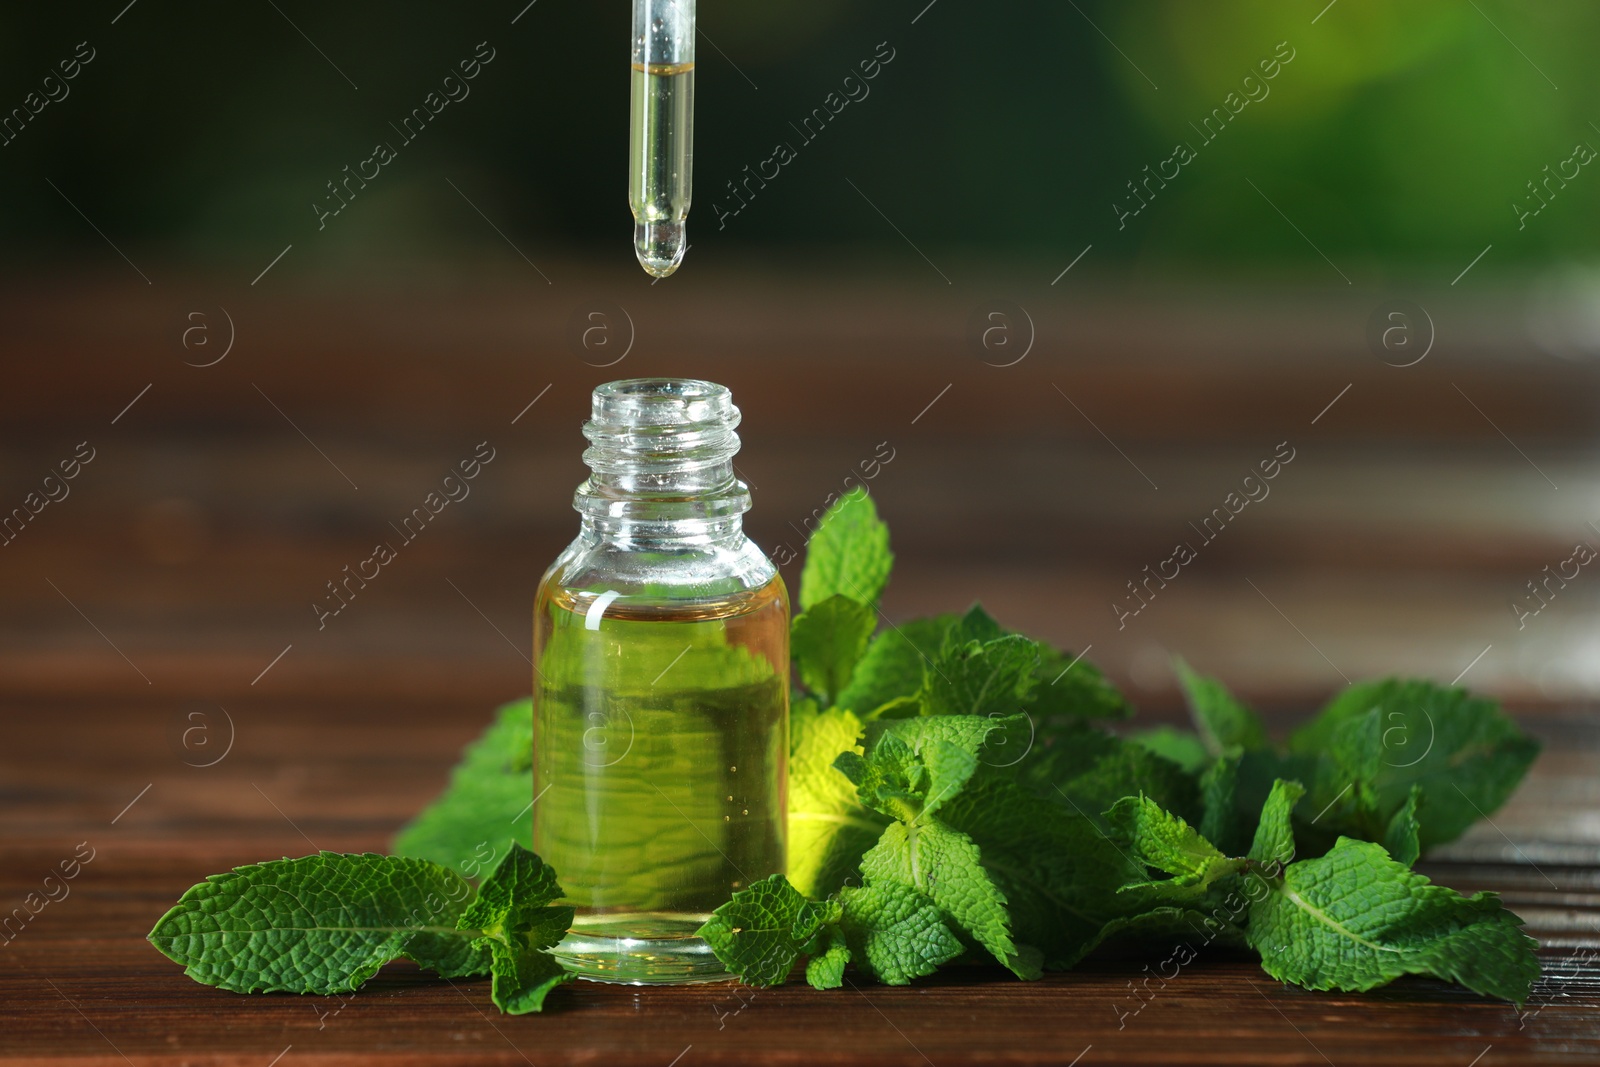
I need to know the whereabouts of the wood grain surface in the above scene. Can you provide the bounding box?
[1,698,1596,1067]
[2,268,1598,1064]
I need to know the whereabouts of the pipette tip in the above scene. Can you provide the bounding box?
[635,219,687,278]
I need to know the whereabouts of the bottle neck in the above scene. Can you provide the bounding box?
[573,378,751,547]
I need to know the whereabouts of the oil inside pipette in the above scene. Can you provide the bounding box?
[629,61,694,278]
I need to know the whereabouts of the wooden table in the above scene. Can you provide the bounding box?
[3,267,1598,1064]
[3,697,1596,1066]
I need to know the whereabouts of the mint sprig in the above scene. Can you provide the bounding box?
[1106,794,1248,893]
[734,492,1542,1003]
[837,721,1039,979]
[148,844,572,1014]
[696,873,963,990]
[1289,678,1539,851]
[1248,837,1540,1003]
[1143,667,1542,868]
[696,874,842,988]
[152,490,1544,1014]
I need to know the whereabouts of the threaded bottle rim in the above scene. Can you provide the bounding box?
[575,378,751,527]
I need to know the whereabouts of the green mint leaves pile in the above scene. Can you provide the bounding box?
[148,844,572,1013]
[150,488,1542,1013]
[709,490,1541,1002]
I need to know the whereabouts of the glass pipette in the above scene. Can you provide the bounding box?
[629,0,695,277]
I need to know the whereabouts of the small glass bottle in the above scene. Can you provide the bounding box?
[532,378,789,984]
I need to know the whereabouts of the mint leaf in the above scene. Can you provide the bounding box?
[392,698,533,877]
[837,882,963,985]
[928,608,1130,720]
[883,711,1028,767]
[461,842,574,1012]
[1289,679,1539,851]
[804,927,852,989]
[1128,725,1211,775]
[149,847,576,1014]
[788,701,887,898]
[1106,795,1246,892]
[836,615,954,716]
[483,938,570,1014]
[924,631,1040,718]
[791,594,877,705]
[1384,785,1423,867]
[1198,752,1244,856]
[1319,707,1386,838]
[838,717,1036,977]
[697,874,839,987]
[1023,644,1134,721]
[788,702,886,898]
[799,487,893,611]
[836,608,1129,726]
[460,841,564,933]
[1024,720,1200,831]
[850,714,1035,824]
[942,604,1006,645]
[148,852,489,995]
[1090,905,1247,954]
[938,771,1142,969]
[1248,837,1540,1003]
[848,715,1174,975]
[1248,779,1305,869]
[1175,661,1268,754]
[861,818,1035,978]
[836,731,977,823]
[698,875,964,990]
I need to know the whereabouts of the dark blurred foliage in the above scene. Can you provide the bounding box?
[0,0,1597,273]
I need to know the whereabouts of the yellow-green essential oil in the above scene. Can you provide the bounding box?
[532,378,788,983]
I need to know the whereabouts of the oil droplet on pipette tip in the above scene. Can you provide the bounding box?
[635,220,687,278]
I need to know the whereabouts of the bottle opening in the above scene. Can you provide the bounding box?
[577,378,749,527]
[589,378,735,437]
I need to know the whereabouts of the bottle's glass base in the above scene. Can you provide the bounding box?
[552,912,732,985]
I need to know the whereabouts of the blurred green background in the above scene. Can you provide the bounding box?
[2,0,1595,274]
